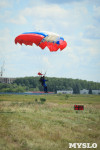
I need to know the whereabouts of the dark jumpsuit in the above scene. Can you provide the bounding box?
[41,78,48,93]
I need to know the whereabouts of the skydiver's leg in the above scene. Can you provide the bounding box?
[45,86,48,93]
[44,86,47,93]
[44,86,46,92]
[45,87,47,92]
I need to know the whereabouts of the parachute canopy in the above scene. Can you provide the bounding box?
[38,72,43,76]
[15,31,67,52]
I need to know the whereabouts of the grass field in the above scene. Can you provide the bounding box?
[0,94,100,150]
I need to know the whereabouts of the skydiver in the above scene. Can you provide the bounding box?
[39,76,48,93]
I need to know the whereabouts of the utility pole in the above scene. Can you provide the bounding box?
[0,61,5,77]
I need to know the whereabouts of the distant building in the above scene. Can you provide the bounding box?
[92,90,100,95]
[57,90,73,94]
[80,89,89,94]
[57,89,89,94]
[0,77,16,84]
[80,89,100,95]
[57,89,100,95]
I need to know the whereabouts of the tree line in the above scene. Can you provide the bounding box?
[0,76,100,93]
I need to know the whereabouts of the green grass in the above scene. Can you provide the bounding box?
[0,94,100,150]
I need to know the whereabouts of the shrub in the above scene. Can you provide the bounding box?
[65,94,69,100]
[40,98,46,104]
[35,98,38,102]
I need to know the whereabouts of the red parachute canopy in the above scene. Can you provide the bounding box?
[38,72,43,76]
[15,31,67,52]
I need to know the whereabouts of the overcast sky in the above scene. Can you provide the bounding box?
[0,0,100,82]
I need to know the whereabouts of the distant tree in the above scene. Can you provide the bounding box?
[5,76,100,93]
[89,88,92,94]
[73,84,80,94]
